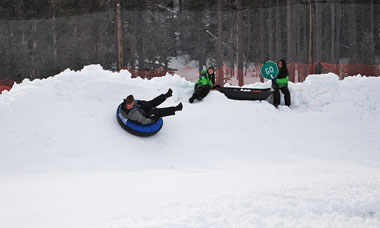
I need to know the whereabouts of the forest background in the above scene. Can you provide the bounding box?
[0,0,379,85]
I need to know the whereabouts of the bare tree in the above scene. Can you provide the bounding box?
[216,0,224,85]
[236,0,243,86]
[330,1,336,63]
[369,0,375,64]
[349,2,357,63]
[314,0,321,64]
[268,4,274,61]
[287,0,297,63]
[195,10,206,71]
[259,5,266,62]
[275,0,281,60]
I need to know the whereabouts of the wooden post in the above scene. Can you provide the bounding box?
[116,2,123,71]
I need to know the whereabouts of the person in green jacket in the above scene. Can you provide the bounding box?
[272,59,291,107]
[189,66,218,103]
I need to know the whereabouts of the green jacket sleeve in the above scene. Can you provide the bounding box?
[198,76,210,86]
[277,76,289,88]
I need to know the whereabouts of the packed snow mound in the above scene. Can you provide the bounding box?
[1,64,379,170]
[1,65,380,228]
[3,65,380,111]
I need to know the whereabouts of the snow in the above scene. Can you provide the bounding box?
[1,65,380,228]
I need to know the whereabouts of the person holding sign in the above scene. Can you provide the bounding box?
[272,59,291,107]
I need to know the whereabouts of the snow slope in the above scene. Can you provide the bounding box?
[0,65,380,228]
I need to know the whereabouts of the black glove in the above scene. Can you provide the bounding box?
[151,116,160,123]
[271,80,279,90]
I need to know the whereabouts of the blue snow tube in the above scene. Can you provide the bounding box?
[116,103,163,136]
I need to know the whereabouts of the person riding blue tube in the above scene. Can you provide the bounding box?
[121,89,183,124]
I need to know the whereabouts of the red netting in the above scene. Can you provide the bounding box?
[319,63,380,79]
[287,62,318,82]
[0,79,14,94]
[214,63,379,84]
[121,68,175,79]
[2,63,379,93]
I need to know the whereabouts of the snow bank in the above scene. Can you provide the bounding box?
[1,65,379,228]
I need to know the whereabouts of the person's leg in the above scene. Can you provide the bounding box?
[273,88,280,107]
[145,107,175,117]
[140,89,172,110]
[191,85,210,101]
[280,86,291,106]
[140,94,167,110]
[189,85,199,103]
[197,85,211,100]
[144,102,182,117]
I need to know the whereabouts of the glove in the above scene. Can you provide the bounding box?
[271,79,279,90]
[151,116,160,123]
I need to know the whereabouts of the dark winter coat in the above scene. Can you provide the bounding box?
[121,100,153,125]
[276,59,289,88]
[195,69,215,89]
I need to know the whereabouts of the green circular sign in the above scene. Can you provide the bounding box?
[260,61,279,79]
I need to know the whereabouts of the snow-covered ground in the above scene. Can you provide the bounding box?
[1,65,379,228]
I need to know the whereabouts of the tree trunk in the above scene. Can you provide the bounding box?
[236,0,244,86]
[259,7,266,61]
[136,12,145,73]
[259,7,265,83]
[52,14,58,73]
[275,0,281,60]
[336,2,341,76]
[268,5,274,61]
[369,0,375,64]
[129,11,137,70]
[116,2,123,71]
[330,2,335,63]
[314,1,321,64]
[287,0,296,63]
[216,0,224,85]
[195,10,206,71]
[308,0,313,75]
[349,3,357,63]
[32,21,38,79]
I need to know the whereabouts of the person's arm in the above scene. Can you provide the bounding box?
[198,72,209,85]
[276,76,289,85]
[127,110,152,125]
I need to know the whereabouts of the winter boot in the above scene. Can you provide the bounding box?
[189,96,195,103]
[175,103,183,111]
[165,88,173,98]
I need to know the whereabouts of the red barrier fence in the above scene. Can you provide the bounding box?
[0,79,14,94]
[319,63,380,79]
[216,62,379,84]
[1,63,379,93]
[124,68,175,80]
